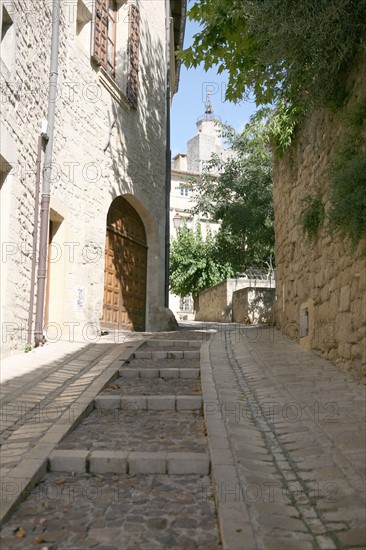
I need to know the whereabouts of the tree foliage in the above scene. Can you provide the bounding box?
[190,121,274,272]
[169,223,233,298]
[180,0,366,110]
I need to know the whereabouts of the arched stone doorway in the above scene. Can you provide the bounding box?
[102,196,147,331]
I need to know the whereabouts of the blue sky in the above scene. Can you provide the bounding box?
[171,18,258,156]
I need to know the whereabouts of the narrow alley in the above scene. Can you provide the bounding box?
[0,323,365,549]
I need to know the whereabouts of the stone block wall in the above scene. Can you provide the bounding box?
[195,280,231,322]
[195,278,275,322]
[0,0,176,356]
[273,53,366,381]
[232,288,275,324]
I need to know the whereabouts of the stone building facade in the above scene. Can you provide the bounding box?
[169,108,226,320]
[0,0,185,357]
[273,54,366,381]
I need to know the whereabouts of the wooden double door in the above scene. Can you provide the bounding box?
[102,197,147,331]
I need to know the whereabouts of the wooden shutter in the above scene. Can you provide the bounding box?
[126,4,140,108]
[91,0,109,70]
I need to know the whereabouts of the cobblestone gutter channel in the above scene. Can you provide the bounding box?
[0,337,221,549]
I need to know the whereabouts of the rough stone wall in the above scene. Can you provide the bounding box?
[0,0,170,356]
[195,278,274,322]
[232,288,275,324]
[195,280,230,322]
[273,54,366,381]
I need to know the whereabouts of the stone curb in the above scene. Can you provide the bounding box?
[118,367,200,379]
[200,335,256,550]
[0,340,144,527]
[48,450,211,475]
[134,350,200,360]
[94,394,203,411]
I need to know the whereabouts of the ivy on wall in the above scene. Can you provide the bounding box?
[299,99,366,249]
[328,100,366,249]
[300,193,325,241]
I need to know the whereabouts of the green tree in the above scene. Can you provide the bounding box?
[169,223,233,304]
[180,0,366,110]
[191,121,274,273]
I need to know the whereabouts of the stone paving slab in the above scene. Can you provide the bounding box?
[118,367,201,379]
[48,449,210,475]
[141,339,202,349]
[121,357,200,369]
[0,472,221,549]
[147,327,214,341]
[94,394,203,411]
[134,350,200,360]
[204,325,366,550]
[0,340,90,386]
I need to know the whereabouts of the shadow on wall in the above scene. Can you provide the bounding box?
[248,289,276,323]
[102,15,166,329]
[232,288,276,324]
[108,20,165,200]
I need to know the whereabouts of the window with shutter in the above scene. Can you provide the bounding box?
[91,0,140,109]
[107,0,117,77]
[92,0,118,77]
[126,4,140,108]
[92,0,112,73]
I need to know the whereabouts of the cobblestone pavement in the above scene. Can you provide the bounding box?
[103,377,201,395]
[58,410,207,453]
[1,322,365,549]
[208,325,366,549]
[0,472,220,549]
[0,329,221,549]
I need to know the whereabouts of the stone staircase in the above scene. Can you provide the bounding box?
[0,336,221,549]
[51,339,210,476]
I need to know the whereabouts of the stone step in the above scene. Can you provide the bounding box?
[133,350,200,360]
[118,367,200,379]
[94,394,202,411]
[49,449,210,475]
[142,339,202,349]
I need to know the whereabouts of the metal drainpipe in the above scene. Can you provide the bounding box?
[27,135,43,346]
[164,0,171,308]
[34,0,61,346]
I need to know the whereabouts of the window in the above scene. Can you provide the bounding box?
[91,0,140,107]
[180,186,189,197]
[180,296,193,312]
[125,3,140,108]
[1,2,15,72]
[92,0,110,72]
[107,0,117,77]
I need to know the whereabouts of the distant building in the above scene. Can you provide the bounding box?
[169,97,229,320]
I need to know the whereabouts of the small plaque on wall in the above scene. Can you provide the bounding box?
[300,308,309,338]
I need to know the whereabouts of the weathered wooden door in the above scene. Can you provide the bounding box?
[102,197,147,331]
